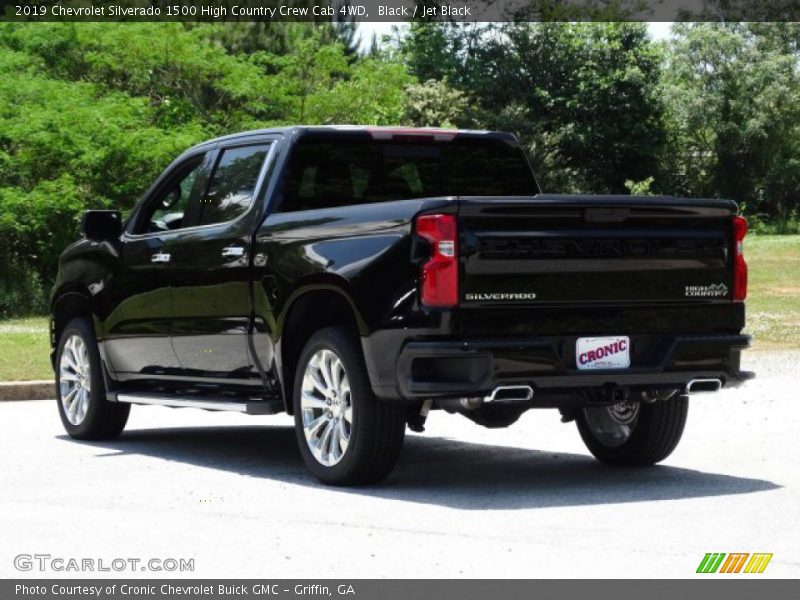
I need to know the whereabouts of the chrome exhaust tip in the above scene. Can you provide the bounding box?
[484,385,534,403]
[685,378,723,394]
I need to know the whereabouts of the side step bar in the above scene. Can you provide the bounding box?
[115,393,283,415]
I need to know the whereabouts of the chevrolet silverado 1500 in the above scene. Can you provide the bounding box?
[50,126,753,485]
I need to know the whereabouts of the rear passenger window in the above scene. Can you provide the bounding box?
[198,144,271,226]
[279,135,537,213]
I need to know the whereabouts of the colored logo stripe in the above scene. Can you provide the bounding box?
[696,553,773,574]
[697,553,726,573]
[744,553,773,574]
[720,553,749,573]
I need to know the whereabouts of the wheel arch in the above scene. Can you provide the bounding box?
[276,283,366,414]
[50,287,94,356]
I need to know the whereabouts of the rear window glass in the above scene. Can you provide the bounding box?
[279,135,538,212]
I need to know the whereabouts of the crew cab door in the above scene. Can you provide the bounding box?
[167,140,276,383]
[103,151,211,375]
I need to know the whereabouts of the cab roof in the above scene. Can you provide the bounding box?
[185,126,517,155]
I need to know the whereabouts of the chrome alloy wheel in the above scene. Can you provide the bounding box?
[582,401,640,448]
[300,349,352,467]
[59,334,92,426]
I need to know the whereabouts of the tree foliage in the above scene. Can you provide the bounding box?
[0,22,411,316]
[401,20,800,222]
[661,23,800,221]
[402,22,666,193]
[2,21,799,316]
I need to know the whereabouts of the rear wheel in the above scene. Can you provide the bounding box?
[292,327,406,486]
[56,317,129,440]
[576,395,688,466]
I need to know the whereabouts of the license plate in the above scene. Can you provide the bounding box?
[576,336,630,370]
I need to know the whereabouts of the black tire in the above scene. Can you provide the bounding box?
[55,317,130,440]
[576,396,689,466]
[292,326,405,486]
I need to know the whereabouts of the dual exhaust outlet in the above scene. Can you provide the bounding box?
[483,385,534,403]
[448,385,535,411]
[685,378,723,394]
[474,378,722,407]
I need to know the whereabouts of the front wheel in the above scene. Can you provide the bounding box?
[576,395,688,466]
[56,317,130,440]
[292,327,406,486]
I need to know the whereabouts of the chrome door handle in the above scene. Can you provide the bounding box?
[221,246,245,258]
[151,252,171,264]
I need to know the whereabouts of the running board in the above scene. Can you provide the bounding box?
[115,393,283,415]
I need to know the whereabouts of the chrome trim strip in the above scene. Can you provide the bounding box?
[116,393,252,412]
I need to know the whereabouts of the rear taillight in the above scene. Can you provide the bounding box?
[416,214,458,308]
[732,215,748,302]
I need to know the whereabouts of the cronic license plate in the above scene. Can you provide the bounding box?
[576,336,630,370]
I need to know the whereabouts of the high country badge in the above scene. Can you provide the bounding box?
[685,283,729,298]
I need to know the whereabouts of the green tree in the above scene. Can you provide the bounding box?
[662,23,800,219]
[402,79,472,128]
[402,22,666,193]
[0,22,414,315]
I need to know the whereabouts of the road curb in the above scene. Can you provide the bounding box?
[0,380,54,401]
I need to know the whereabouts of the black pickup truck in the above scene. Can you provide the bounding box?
[50,126,753,485]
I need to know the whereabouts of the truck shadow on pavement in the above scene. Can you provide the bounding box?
[66,425,780,510]
[69,426,780,510]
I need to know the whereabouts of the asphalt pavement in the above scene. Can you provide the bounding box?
[1,349,798,578]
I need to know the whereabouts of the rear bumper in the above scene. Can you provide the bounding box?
[364,333,753,401]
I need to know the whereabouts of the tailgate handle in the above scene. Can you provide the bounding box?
[584,208,630,223]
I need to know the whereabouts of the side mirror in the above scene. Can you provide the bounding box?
[82,210,123,241]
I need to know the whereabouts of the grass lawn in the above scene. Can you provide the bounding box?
[0,235,797,381]
[0,316,51,381]
[743,235,800,350]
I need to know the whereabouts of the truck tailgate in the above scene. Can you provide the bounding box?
[458,194,741,337]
